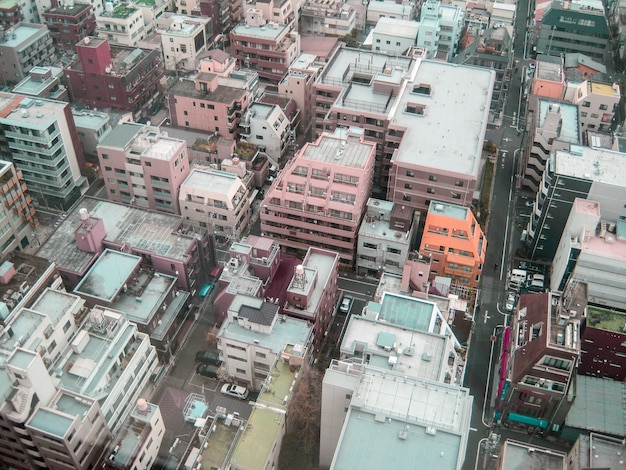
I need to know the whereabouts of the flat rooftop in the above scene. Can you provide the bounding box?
[341,315,447,381]
[301,128,374,169]
[0,94,66,129]
[181,169,241,197]
[428,200,469,220]
[74,250,141,303]
[0,24,46,48]
[37,197,195,275]
[589,81,619,97]
[27,408,74,438]
[499,440,566,470]
[555,146,626,187]
[232,22,287,40]
[12,66,64,96]
[536,59,563,82]
[538,100,579,143]
[72,110,110,130]
[331,371,471,470]
[199,416,242,469]
[585,305,626,333]
[111,272,177,325]
[372,18,420,38]
[168,77,247,104]
[393,60,494,178]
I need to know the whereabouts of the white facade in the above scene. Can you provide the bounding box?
[418,0,464,60]
[96,4,147,47]
[366,0,415,26]
[240,103,292,162]
[369,17,419,54]
[300,0,356,36]
[161,14,212,71]
[564,80,620,133]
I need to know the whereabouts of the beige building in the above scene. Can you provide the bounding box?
[565,80,620,133]
[179,167,251,244]
[96,3,147,47]
[161,14,212,71]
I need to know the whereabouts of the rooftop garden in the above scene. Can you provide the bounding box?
[112,4,137,18]
[234,140,258,160]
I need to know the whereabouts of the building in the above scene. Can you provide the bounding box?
[491,2,516,26]
[0,0,23,31]
[552,198,626,309]
[277,54,318,136]
[260,127,376,266]
[356,198,418,276]
[568,433,626,469]
[386,60,494,213]
[95,2,147,47]
[564,52,606,79]
[367,17,419,54]
[179,167,251,243]
[534,0,609,61]
[419,201,486,289]
[418,0,464,61]
[366,0,414,27]
[103,399,165,470]
[320,360,472,469]
[72,109,112,162]
[494,440,567,469]
[0,288,159,469]
[0,161,38,254]
[165,51,250,139]
[526,147,626,261]
[36,196,213,292]
[530,55,566,99]
[455,26,514,126]
[12,66,68,101]
[245,0,295,27]
[196,0,244,43]
[97,122,190,214]
[282,247,340,351]
[0,93,87,211]
[496,290,582,432]
[300,0,356,36]
[564,80,620,134]
[160,14,212,71]
[42,1,96,50]
[0,23,57,85]
[230,12,301,83]
[64,37,164,121]
[522,99,579,193]
[217,293,312,389]
[240,102,292,163]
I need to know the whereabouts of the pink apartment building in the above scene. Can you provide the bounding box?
[260,127,376,266]
[97,123,190,214]
[165,50,250,139]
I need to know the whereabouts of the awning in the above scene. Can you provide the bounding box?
[508,413,549,429]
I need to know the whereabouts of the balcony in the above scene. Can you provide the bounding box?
[5,128,60,144]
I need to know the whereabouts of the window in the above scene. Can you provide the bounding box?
[582,101,590,107]
[580,112,587,117]
[406,170,414,177]
[427,188,435,194]
[363,242,377,249]
[405,103,426,115]
[428,175,437,181]
[404,183,412,189]
[542,356,571,371]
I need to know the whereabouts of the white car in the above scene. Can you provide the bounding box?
[339,295,353,314]
[505,294,517,312]
[221,384,249,400]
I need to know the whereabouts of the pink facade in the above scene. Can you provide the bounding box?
[260,128,376,266]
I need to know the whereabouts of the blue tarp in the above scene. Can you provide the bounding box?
[508,413,549,429]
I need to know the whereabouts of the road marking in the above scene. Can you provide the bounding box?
[470,427,478,432]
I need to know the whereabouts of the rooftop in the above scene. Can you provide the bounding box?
[37,197,196,275]
[232,22,288,40]
[585,305,626,333]
[300,128,375,169]
[167,77,247,104]
[72,110,110,130]
[12,66,65,97]
[163,15,209,36]
[331,370,472,470]
[0,94,67,129]
[393,60,494,178]
[538,100,579,143]
[180,169,243,198]
[199,416,243,469]
[499,440,566,470]
[588,81,620,97]
[100,124,185,161]
[554,146,626,187]
[0,23,47,48]
[74,250,141,303]
[565,375,626,436]
[427,200,469,220]
[535,59,563,82]
[372,17,420,38]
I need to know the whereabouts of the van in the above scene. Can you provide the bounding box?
[528,279,544,292]
[195,350,221,365]
[530,273,545,282]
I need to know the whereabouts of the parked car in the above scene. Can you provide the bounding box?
[505,294,517,312]
[195,350,221,365]
[221,383,249,400]
[196,363,220,378]
[339,295,353,314]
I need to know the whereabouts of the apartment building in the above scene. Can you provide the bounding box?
[368,17,419,54]
[526,146,626,261]
[240,102,291,162]
[386,60,494,213]
[0,161,38,254]
[551,198,626,309]
[12,66,68,101]
[160,14,212,71]
[0,93,86,211]
[366,0,414,27]
[496,289,582,432]
[0,287,158,469]
[534,0,609,61]
[419,201,486,289]
[522,100,579,193]
[260,127,375,266]
[282,247,340,351]
[320,360,472,469]
[196,0,244,42]
[72,109,112,161]
[565,80,620,134]
[103,399,164,470]
[42,2,96,50]
[179,167,251,243]
[418,0,464,61]
[455,26,514,125]
[0,23,57,85]
[277,55,317,136]
[495,440,566,469]
[246,0,295,27]
[529,55,565,99]
[300,0,356,36]
[97,123,190,214]
[0,0,23,30]
[95,2,147,47]
[230,12,301,83]
[165,52,250,139]
[36,196,213,291]
[65,37,164,121]
[356,198,417,276]
[217,293,312,390]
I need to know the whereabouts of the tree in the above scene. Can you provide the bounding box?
[205,325,219,347]
[286,366,322,454]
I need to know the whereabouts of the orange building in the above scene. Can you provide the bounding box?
[419,201,486,288]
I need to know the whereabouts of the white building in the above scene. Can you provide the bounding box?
[564,80,620,133]
[160,14,212,71]
[240,102,292,163]
[367,17,420,54]
[179,167,251,243]
[300,0,356,36]
[418,0,464,60]
[96,2,147,47]
[366,0,415,26]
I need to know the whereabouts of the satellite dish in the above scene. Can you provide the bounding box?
[84,37,91,44]
[105,66,111,73]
